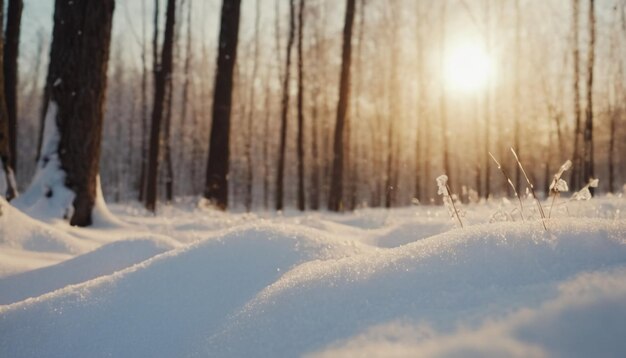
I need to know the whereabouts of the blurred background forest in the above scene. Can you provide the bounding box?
[13,0,626,211]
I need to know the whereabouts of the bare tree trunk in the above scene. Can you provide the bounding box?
[263,74,271,210]
[414,8,424,202]
[275,0,296,211]
[244,0,260,212]
[146,0,176,212]
[138,0,148,202]
[582,0,595,194]
[179,0,192,195]
[4,0,22,173]
[349,0,366,209]
[39,0,115,225]
[328,0,356,212]
[0,0,17,201]
[203,0,242,209]
[570,0,583,190]
[439,2,451,186]
[513,0,522,193]
[296,0,306,211]
[483,0,491,199]
[163,63,174,202]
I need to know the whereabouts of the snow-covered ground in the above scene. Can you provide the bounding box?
[0,194,625,357]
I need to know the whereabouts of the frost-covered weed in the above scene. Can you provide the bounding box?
[511,147,547,230]
[548,160,572,218]
[436,175,463,228]
[489,152,525,221]
[572,178,599,201]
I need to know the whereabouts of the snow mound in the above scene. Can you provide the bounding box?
[0,197,95,255]
[0,223,371,358]
[314,268,626,358]
[206,219,626,357]
[0,237,178,305]
[1,215,624,357]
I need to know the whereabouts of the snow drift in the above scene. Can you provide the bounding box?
[1,215,624,358]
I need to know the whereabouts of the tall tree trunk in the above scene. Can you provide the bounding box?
[4,0,22,173]
[138,0,148,202]
[275,0,296,211]
[263,74,271,210]
[570,0,583,190]
[296,0,306,211]
[146,0,176,212]
[414,8,424,202]
[328,0,356,212]
[439,2,451,186]
[34,0,115,225]
[163,63,174,202]
[513,0,522,193]
[582,0,595,194]
[245,0,260,212]
[179,0,192,195]
[483,0,491,199]
[0,0,16,201]
[203,0,242,209]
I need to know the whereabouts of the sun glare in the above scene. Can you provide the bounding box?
[444,42,494,93]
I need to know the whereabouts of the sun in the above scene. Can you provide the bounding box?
[444,42,494,93]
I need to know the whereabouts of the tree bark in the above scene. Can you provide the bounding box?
[582,0,595,194]
[0,0,17,200]
[244,0,260,212]
[296,0,306,211]
[328,0,356,212]
[570,0,583,190]
[275,0,296,211]
[145,0,176,212]
[439,2,451,184]
[4,0,22,173]
[203,0,242,209]
[513,0,522,193]
[138,0,149,202]
[42,0,115,225]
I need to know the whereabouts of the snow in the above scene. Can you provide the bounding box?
[0,195,625,357]
[12,102,77,222]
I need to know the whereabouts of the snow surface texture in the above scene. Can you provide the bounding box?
[0,196,625,357]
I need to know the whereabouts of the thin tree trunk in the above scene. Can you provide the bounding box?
[582,0,595,194]
[483,0,491,199]
[263,74,271,209]
[4,0,22,173]
[163,63,174,202]
[203,0,242,209]
[570,0,583,190]
[414,10,424,202]
[296,0,306,211]
[275,0,296,211]
[138,0,148,202]
[513,0,522,193]
[245,0,261,212]
[328,0,356,212]
[146,0,176,212]
[179,0,192,195]
[0,0,16,201]
[439,2,451,186]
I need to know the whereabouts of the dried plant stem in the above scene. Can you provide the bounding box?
[489,152,525,221]
[548,193,558,218]
[446,184,464,228]
[510,147,547,231]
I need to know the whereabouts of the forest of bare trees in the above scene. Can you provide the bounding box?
[2,0,626,223]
